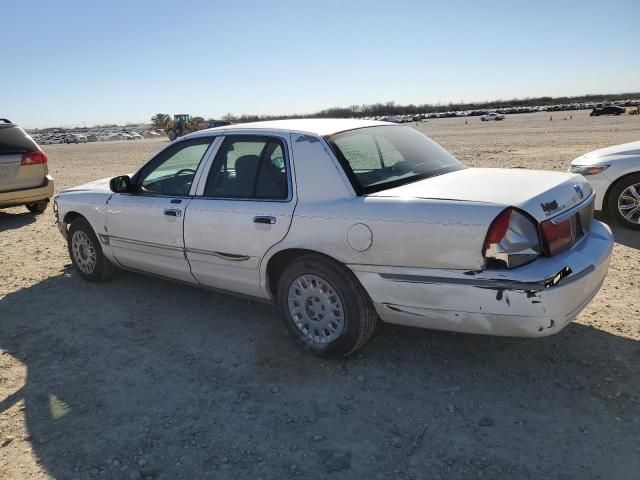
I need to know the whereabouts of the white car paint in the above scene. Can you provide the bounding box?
[481,112,505,121]
[371,168,592,222]
[571,140,640,211]
[54,119,613,340]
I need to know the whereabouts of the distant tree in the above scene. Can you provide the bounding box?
[192,116,205,124]
[151,113,171,128]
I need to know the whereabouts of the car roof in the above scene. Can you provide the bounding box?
[192,118,394,137]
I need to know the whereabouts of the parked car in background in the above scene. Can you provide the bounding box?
[0,119,54,213]
[481,112,505,121]
[590,106,625,116]
[54,119,612,356]
[65,134,87,144]
[571,140,640,229]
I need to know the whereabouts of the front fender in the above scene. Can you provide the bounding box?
[54,191,113,257]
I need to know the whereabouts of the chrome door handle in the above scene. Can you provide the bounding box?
[164,209,182,217]
[253,215,276,225]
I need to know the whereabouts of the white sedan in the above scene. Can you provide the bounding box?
[571,140,640,229]
[481,112,505,121]
[54,119,613,356]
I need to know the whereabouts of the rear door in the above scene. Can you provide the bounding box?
[184,133,296,297]
[0,122,45,193]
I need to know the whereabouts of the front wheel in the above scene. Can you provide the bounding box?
[277,255,378,357]
[167,129,177,141]
[68,218,117,281]
[607,173,640,230]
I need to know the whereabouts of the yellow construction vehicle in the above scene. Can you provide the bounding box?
[165,114,204,141]
[165,115,232,141]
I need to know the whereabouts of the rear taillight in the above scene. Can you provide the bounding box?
[540,216,576,256]
[21,151,48,165]
[483,207,541,269]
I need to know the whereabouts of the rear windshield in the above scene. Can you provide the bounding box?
[0,125,39,155]
[327,126,463,194]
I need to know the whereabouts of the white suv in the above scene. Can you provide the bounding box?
[0,119,54,213]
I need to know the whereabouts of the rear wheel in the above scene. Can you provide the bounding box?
[276,255,378,357]
[167,129,177,141]
[607,173,640,230]
[26,201,48,214]
[68,218,117,281]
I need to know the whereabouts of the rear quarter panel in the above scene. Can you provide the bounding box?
[269,196,501,270]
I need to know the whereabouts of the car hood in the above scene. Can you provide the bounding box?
[62,176,114,193]
[369,168,592,222]
[572,140,640,165]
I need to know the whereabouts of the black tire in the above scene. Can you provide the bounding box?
[26,201,48,214]
[276,255,378,357]
[67,218,117,281]
[607,173,640,230]
[167,129,177,141]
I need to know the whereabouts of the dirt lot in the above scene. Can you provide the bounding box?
[1,111,639,480]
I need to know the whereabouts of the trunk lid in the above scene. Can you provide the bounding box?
[369,168,593,222]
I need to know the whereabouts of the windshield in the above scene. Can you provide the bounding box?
[327,126,464,194]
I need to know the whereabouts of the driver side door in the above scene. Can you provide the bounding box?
[105,136,217,282]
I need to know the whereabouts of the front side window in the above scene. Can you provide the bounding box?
[327,126,463,194]
[203,136,288,200]
[137,138,212,196]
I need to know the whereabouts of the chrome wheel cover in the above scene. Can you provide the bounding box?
[71,230,97,274]
[618,183,640,224]
[287,274,345,344]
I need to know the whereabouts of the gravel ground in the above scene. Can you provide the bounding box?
[1,111,639,480]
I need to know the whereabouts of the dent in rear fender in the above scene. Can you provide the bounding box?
[355,271,551,318]
[351,220,613,334]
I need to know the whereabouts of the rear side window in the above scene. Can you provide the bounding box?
[0,125,39,155]
[328,126,463,194]
[203,136,288,200]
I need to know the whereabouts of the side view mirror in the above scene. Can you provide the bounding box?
[110,175,133,193]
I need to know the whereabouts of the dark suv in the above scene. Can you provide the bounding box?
[0,119,54,213]
[590,106,625,116]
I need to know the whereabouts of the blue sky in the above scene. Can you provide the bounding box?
[3,0,639,128]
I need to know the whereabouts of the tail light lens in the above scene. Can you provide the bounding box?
[21,151,48,165]
[540,216,575,255]
[483,208,541,269]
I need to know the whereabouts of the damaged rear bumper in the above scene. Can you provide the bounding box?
[350,220,613,337]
